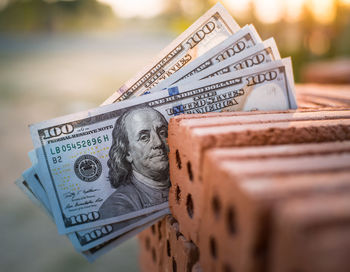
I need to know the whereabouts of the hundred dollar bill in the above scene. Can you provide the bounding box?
[28,150,170,251]
[102,2,240,104]
[22,166,53,218]
[30,58,296,234]
[148,24,261,93]
[82,214,167,262]
[170,58,297,113]
[16,173,167,261]
[22,162,169,251]
[15,176,47,214]
[176,38,281,86]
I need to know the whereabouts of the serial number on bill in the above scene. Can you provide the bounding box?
[49,135,109,155]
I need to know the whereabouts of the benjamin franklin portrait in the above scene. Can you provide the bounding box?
[98,106,170,218]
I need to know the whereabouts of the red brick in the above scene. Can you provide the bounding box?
[168,110,350,244]
[139,215,200,272]
[171,110,350,186]
[191,262,202,272]
[202,141,350,161]
[297,94,350,108]
[296,84,350,101]
[164,216,199,272]
[301,59,350,84]
[295,84,350,109]
[199,150,350,272]
[139,231,158,272]
[296,98,321,109]
[191,118,350,174]
[138,218,167,272]
[139,247,158,272]
[270,194,350,272]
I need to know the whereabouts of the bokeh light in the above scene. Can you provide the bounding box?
[340,0,350,5]
[253,0,284,24]
[180,0,206,17]
[220,0,251,19]
[307,0,336,24]
[308,30,331,55]
[284,0,304,23]
[98,0,164,18]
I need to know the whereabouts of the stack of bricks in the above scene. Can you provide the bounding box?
[139,215,199,271]
[296,84,350,109]
[139,84,350,272]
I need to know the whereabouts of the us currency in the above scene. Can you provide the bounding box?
[68,201,169,252]
[30,58,296,234]
[166,58,297,113]
[82,214,166,262]
[22,166,53,218]
[102,2,240,105]
[148,24,262,94]
[15,176,47,215]
[27,150,168,251]
[16,174,167,261]
[21,164,169,251]
[176,37,281,86]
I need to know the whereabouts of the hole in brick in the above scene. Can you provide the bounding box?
[209,236,217,259]
[175,231,181,240]
[187,161,193,181]
[175,185,181,204]
[222,263,233,272]
[226,206,237,235]
[175,149,182,169]
[167,239,171,257]
[158,221,162,240]
[151,224,156,235]
[145,236,150,251]
[253,235,268,258]
[172,257,177,272]
[223,263,234,272]
[186,194,194,218]
[212,195,221,218]
[152,247,157,263]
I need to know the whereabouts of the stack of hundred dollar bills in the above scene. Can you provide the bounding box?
[16,2,297,262]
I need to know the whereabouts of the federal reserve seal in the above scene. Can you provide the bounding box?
[74,154,102,182]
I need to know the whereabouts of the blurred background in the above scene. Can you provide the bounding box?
[0,0,349,271]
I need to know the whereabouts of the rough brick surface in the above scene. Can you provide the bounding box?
[168,110,350,244]
[199,150,350,272]
[164,216,199,272]
[297,95,350,108]
[192,118,350,173]
[295,84,350,108]
[270,194,350,272]
[139,215,199,272]
[201,141,350,162]
[191,261,202,272]
[170,110,350,188]
[301,60,350,84]
[138,218,167,272]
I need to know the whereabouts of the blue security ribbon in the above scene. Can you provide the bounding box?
[168,86,179,96]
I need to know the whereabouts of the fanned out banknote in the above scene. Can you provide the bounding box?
[22,151,170,257]
[148,24,262,93]
[154,37,281,91]
[17,2,299,261]
[17,174,167,261]
[102,2,240,104]
[22,162,169,252]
